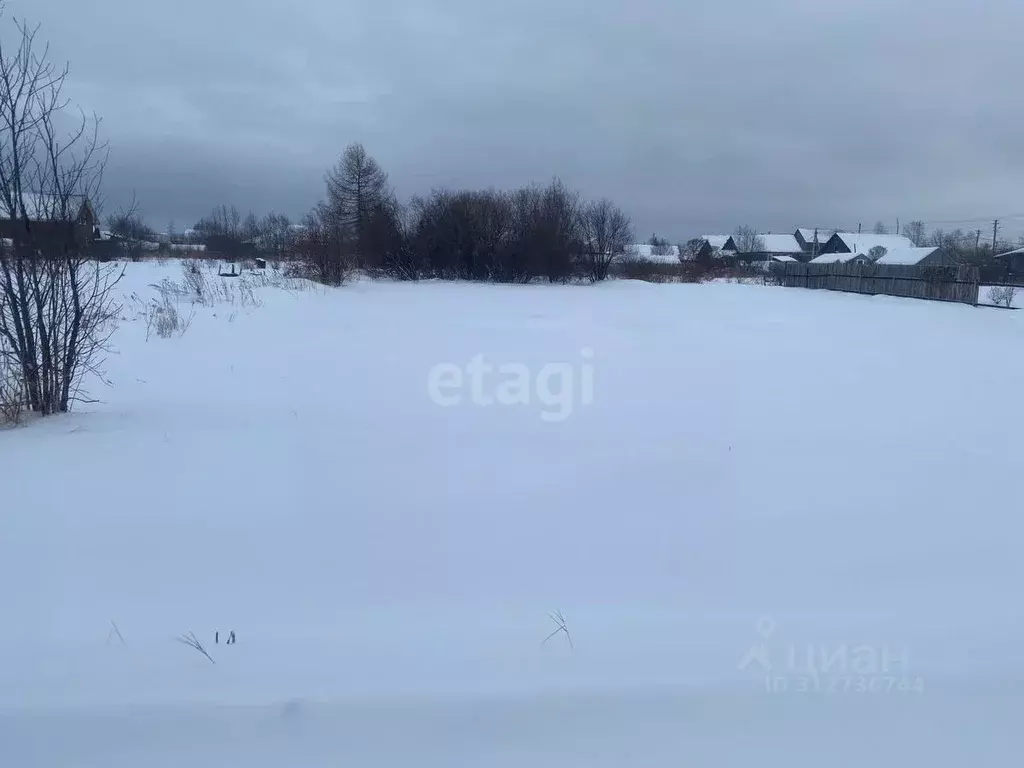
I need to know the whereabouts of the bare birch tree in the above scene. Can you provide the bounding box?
[581,198,632,281]
[0,8,122,416]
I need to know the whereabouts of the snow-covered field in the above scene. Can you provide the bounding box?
[3,262,1024,766]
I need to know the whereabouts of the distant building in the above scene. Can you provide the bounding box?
[809,246,953,267]
[0,194,98,253]
[631,243,680,263]
[739,233,804,261]
[808,251,866,265]
[819,232,914,256]
[692,235,737,261]
[992,247,1024,278]
[874,246,954,266]
[794,228,835,255]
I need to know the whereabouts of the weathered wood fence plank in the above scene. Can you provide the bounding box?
[777,262,979,305]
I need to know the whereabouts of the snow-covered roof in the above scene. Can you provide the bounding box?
[754,234,803,254]
[771,255,799,262]
[701,235,735,251]
[874,247,941,266]
[829,233,913,253]
[995,247,1024,258]
[632,243,680,263]
[809,252,856,264]
[796,228,833,244]
[2,194,90,222]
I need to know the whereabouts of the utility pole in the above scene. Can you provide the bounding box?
[976,229,982,257]
[858,222,862,234]
[993,219,1000,253]
[896,218,900,236]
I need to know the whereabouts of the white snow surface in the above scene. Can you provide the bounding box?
[2,262,1024,766]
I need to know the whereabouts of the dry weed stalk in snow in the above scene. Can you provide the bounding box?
[106,620,126,645]
[176,631,215,664]
[543,610,574,649]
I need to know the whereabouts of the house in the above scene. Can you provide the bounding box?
[874,246,954,266]
[819,232,914,256]
[794,228,835,255]
[631,243,680,264]
[808,252,865,265]
[755,254,800,271]
[739,233,804,261]
[0,194,99,253]
[994,247,1024,276]
[691,235,737,261]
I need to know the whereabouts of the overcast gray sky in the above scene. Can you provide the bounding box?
[12,0,1024,240]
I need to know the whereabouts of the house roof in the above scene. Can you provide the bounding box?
[828,232,914,253]
[770,254,799,262]
[809,252,857,264]
[754,234,803,254]
[796,228,833,244]
[874,246,942,265]
[2,194,90,222]
[701,235,735,250]
[631,243,680,263]
[995,247,1024,258]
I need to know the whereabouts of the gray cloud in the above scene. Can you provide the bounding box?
[12,0,1024,239]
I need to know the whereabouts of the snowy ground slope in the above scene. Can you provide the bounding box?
[3,262,1024,765]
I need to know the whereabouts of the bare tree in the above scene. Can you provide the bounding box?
[106,197,155,261]
[292,204,355,285]
[648,233,671,257]
[868,245,888,261]
[988,285,1016,308]
[0,9,123,416]
[873,221,889,235]
[324,142,391,266]
[733,226,765,254]
[257,212,293,261]
[678,237,705,263]
[581,198,632,281]
[903,220,926,246]
[241,210,260,242]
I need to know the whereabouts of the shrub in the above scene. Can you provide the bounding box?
[987,285,1016,308]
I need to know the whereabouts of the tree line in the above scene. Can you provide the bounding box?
[174,144,634,285]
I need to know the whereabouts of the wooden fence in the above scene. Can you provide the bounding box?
[777,262,980,305]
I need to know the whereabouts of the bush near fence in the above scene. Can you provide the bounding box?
[776,262,980,305]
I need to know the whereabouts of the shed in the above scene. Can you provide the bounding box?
[874,246,954,267]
